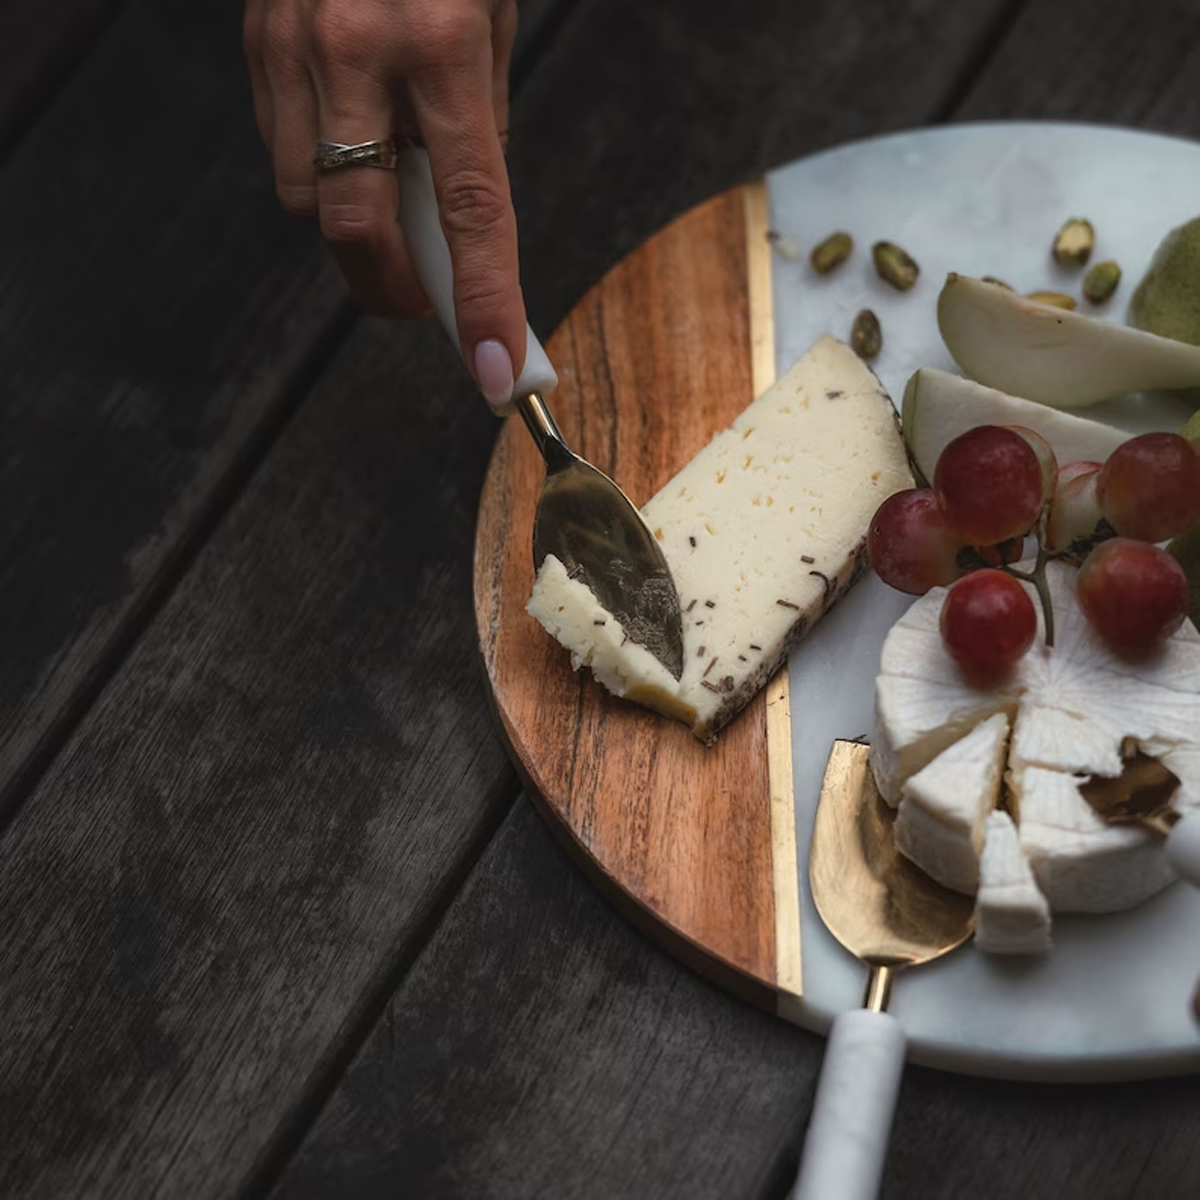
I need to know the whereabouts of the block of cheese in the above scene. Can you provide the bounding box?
[894,712,1009,893]
[527,335,913,742]
[872,558,1200,940]
[973,811,1052,955]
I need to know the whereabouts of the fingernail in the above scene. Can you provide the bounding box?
[474,340,514,410]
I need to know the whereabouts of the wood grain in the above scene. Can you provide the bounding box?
[476,187,780,1006]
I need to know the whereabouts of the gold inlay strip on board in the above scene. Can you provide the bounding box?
[743,178,803,1017]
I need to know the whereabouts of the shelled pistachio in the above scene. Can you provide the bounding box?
[810,231,853,274]
[850,309,883,359]
[1052,217,1095,267]
[1082,260,1122,305]
[872,241,920,290]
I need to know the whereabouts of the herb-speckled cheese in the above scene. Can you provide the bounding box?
[527,335,913,742]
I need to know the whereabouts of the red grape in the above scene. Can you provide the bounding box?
[1096,433,1200,543]
[868,489,963,594]
[1006,424,1060,500]
[934,426,1046,545]
[1076,538,1190,655]
[1045,461,1104,552]
[939,569,1037,680]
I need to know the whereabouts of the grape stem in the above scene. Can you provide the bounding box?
[1002,508,1056,648]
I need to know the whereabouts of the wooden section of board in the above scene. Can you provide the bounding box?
[475,187,780,1007]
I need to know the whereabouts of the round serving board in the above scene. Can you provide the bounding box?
[474,122,1200,1081]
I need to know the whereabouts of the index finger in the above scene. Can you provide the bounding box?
[409,40,527,393]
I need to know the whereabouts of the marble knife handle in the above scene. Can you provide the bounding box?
[395,146,558,415]
[791,1009,906,1200]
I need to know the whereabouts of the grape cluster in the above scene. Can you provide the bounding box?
[868,426,1200,677]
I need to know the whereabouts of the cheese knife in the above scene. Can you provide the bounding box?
[792,739,974,1200]
[396,147,684,679]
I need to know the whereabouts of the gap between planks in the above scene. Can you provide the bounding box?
[743,179,804,1020]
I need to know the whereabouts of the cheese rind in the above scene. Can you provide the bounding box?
[528,336,913,741]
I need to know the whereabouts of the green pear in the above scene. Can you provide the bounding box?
[1129,217,1200,347]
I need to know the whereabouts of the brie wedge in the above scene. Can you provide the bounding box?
[873,559,1200,920]
[973,811,1053,955]
[895,712,1009,893]
[528,335,912,742]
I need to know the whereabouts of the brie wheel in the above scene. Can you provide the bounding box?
[874,559,1200,923]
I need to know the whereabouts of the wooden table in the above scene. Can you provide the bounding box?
[3,2,1199,1197]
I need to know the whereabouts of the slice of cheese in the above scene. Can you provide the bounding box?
[973,811,1052,955]
[873,558,1200,919]
[894,712,1009,893]
[528,335,913,742]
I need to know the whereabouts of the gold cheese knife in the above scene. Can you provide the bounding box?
[396,147,684,679]
[792,739,974,1200]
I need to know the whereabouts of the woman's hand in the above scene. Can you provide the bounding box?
[244,0,525,406]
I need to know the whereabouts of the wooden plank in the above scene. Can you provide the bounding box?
[476,187,778,1008]
[0,321,524,1200]
[0,0,564,823]
[955,0,1200,132]
[270,800,815,1200]
[0,0,122,158]
[0,0,601,1196]
[0,0,352,821]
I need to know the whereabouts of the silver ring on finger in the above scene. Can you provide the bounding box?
[313,138,398,173]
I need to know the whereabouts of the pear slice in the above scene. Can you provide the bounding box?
[901,368,1130,482]
[937,273,1200,407]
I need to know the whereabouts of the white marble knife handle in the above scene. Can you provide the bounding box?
[791,1009,906,1200]
[395,147,558,415]
[1167,812,1200,887]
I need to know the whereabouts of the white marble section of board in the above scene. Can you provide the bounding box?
[775,123,1200,1081]
[767,121,1200,434]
